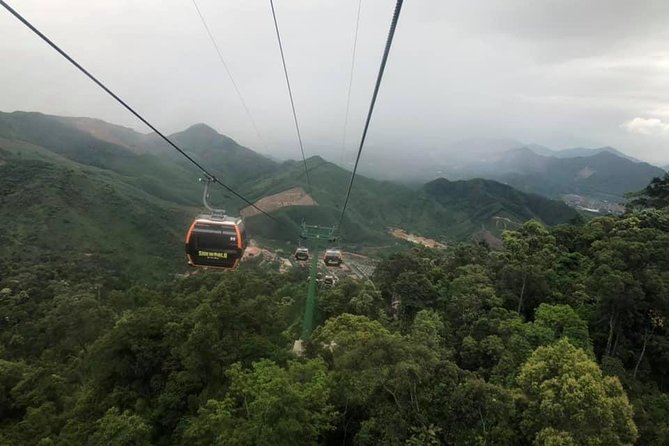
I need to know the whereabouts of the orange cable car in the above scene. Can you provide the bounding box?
[185,177,247,269]
[185,215,247,269]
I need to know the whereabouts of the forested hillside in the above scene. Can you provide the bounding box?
[2,110,667,444]
[0,147,192,284]
[0,111,580,259]
[1,189,668,443]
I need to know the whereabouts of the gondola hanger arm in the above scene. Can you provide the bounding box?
[200,177,226,216]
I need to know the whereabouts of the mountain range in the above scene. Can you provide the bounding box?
[358,139,664,202]
[526,144,642,162]
[0,111,587,278]
[472,147,665,201]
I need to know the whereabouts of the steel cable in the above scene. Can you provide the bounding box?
[268,0,313,197]
[340,0,363,167]
[337,0,405,230]
[191,0,268,153]
[0,0,280,222]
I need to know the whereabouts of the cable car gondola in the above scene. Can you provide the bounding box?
[294,247,309,261]
[185,177,247,269]
[185,215,247,269]
[323,274,335,287]
[323,249,343,267]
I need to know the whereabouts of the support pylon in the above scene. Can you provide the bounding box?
[298,223,337,340]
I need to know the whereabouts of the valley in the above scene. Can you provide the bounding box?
[1,111,668,445]
[0,111,585,281]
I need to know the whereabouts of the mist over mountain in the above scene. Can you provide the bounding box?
[356,138,524,182]
[479,148,665,201]
[4,111,661,208]
[528,145,642,163]
[353,137,664,203]
[53,116,162,154]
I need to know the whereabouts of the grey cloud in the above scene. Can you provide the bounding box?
[1,0,668,166]
[474,0,669,59]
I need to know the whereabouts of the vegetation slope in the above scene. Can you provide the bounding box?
[0,111,580,266]
[0,188,667,444]
[0,109,668,444]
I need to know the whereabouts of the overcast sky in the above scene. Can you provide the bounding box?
[1,0,669,166]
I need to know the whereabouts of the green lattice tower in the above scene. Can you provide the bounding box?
[300,224,337,339]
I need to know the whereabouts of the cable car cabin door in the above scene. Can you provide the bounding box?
[185,220,244,269]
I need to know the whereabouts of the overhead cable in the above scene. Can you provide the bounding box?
[190,0,267,152]
[0,0,279,222]
[340,0,363,167]
[268,0,313,196]
[338,0,405,230]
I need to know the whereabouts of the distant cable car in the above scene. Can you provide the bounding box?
[295,247,309,261]
[323,274,335,287]
[323,249,343,267]
[185,177,247,269]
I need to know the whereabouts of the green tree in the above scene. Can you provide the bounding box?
[0,359,26,421]
[496,220,558,315]
[318,280,384,321]
[393,271,438,323]
[517,339,637,445]
[314,313,450,445]
[632,392,669,446]
[586,211,669,383]
[40,291,114,360]
[184,359,335,446]
[444,265,502,339]
[88,305,176,408]
[444,378,519,445]
[89,407,151,446]
[628,172,669,209]
[527,304,592,353]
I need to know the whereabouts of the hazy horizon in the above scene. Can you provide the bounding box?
[2,0,669,166]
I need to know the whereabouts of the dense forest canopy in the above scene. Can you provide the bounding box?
[1,175,668,444]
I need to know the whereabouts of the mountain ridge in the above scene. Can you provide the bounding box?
[0,111,584,273]
[477,147,665,201]
[529,145,642,163]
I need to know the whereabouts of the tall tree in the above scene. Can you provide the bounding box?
[89,408,151,446]
[628,172,669,209]
[183,359,335,446]
[314,313,451,445]
[517,339,637,445]
[496,220,558,315]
